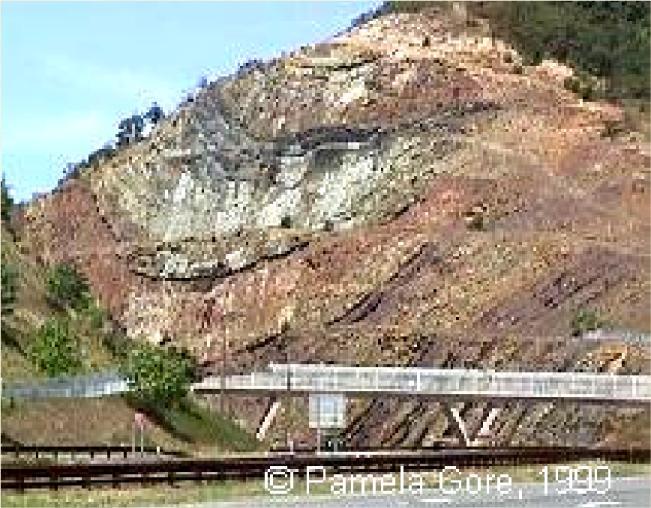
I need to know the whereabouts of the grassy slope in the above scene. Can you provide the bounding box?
[1,396,258,455]
[1,223,258,454]
[1,223,115,381]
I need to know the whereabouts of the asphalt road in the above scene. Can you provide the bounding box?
[198,476,649,508]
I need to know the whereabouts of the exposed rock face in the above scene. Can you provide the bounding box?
[22,7,650,448]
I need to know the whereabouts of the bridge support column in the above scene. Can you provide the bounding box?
[443,403,501,447]
[474,406,502,442]
[256,398,281,441]
[443,404,471,446]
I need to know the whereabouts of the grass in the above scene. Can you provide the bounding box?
[1,395,259,456]
[1,225,116,382]
[0,481,267,508]
[620,98,651,142]
[1,397,182,450]
[129,396,261,454]
[1,227,259,456]
[1,345,40,381]
[1,461,649,507]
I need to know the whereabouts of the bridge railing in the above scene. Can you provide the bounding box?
[210,364,651,402]
[2,373,128,400]
[9,365,650,402]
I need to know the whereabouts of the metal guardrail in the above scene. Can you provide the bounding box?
[3,447,649,491]
[1,444,187,461]
[193,364,651,404]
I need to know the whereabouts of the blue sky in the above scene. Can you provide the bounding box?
[1,1,378,202]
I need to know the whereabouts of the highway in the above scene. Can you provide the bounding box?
[202,476,650,508]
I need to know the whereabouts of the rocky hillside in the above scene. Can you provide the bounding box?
[18,5,650,448]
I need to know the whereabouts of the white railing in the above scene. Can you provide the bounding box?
[2,373,129,399]
[193,364,651,403]
[6,364,651,404]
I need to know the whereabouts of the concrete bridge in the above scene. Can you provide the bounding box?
[193,363,651,404]
[5,364,650,447]
[195,363,651,446]
[5,363,649,404]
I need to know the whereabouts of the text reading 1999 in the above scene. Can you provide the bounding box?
[540,465,610,495]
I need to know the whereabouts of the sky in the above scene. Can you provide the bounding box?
[1,1,379,202]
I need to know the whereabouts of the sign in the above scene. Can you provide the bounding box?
[309,394,345,429]
[134,411,148,430]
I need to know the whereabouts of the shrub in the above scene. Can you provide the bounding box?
[84,301,106,330]
[563,73,601,101]
[87,144,116,167]
[46,263,90,311]
[31,318,82,376]
[1,177,13,222]
[116,114,145,147]
[468,2,650,100]
[144,103,165,124]
[602,119,624,139]
[564,76,582,95]
[464,206,488,231]
[571,308,603,337]
[121,342,195,407]
[580,81,595,101]
[385,2,432,14]
[323,219,335,232]
[466,214,486,231]
[280,215,292,229]
[382,2,651,100]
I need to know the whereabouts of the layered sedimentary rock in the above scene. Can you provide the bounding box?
[22,6,650,447]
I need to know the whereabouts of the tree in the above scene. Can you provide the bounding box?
[87,143,117,167]
[30,317,82,376]
[46,263,90,311]
[1,177,13,222]
[466,2,650,100]
[144,103,164,124]
[116,114,145,147]
[121,342,195,407]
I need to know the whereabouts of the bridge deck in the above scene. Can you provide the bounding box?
[193,363,651,404]
[4,364,650,404]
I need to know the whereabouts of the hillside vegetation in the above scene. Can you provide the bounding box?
[1,197,257,453]
[386,1,650,101]
[1,219,117,381]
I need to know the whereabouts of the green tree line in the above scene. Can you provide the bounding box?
[385,1,650,101]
